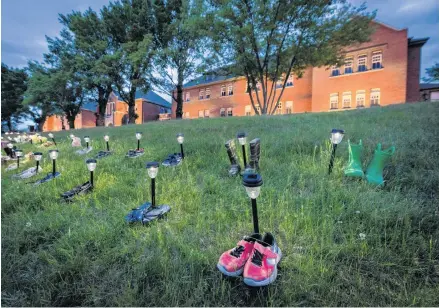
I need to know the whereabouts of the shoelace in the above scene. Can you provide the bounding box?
[251,249,264,266]
[230,245,245,258]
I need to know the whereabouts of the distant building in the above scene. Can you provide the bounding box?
[172,21,429,118]
[420,83,439,101]
[42,90,171,132]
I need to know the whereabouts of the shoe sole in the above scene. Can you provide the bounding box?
[243,248,282,287]
[216,263,244,277]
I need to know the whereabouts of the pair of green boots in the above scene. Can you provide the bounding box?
[344,140,395,186]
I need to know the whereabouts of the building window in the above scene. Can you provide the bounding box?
[245,105,251,116]
[255,104,261,114]
[247,82,262,92]
[356,91,365,107]
[286,74,293,87]
[330,93,339,109]
[344,58,353,74]
[358,55,367,72]
[286,101,293,114]
[275,80,283,89]
[220,108,226,117]
[342,92,351,108]
[199,89,204,100]
[227,107,233,117]
[276,102,282,114]
[331,66,340,77]
[372,52,382,69]
[221,85,226,97]
[185,112,190,118]
[204,109,210,118]
[206,88,211,99]
[228,84,234,96]
[370,89,380,106]
[198,110,203,118]
[186,92,190,102]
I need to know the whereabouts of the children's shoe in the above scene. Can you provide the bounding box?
[217,234,262,277]
[243,232,282,287]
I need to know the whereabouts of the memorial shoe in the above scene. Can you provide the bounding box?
[243,232,282,287]
[225,139,241,176]
[344,139,364,178]
[246,138,260,173]
[217,233,262,277]
[365,143,395,186]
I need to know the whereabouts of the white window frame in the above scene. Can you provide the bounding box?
[356,91,365,107]
[331,65,340,77]
[358,55,367,72]
[276,102,283,114]
[221,85,226,97]
[227,107,233,117]
[286,101,293,114]
[286,74,293,87]
[204,109,210,118]
[372,51,382,69]
[198,110,203,118]
[205,88,211,99]
[342,92,351,108]
[330,93,339,109]
[245,105,251,116]
[199,89,204,100]
[370,89,381,106]
[220,108,226,117]
[228,84,233,96]
[185,111,190,119]
[186,92,190,102]
[344,57,353,74]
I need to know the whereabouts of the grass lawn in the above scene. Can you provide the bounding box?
[2,102,439,306]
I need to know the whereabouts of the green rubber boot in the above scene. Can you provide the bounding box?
[365,144,395,186]
[344,139,364,178]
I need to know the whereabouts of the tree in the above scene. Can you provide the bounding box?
[59,9,118,126]
[423,62,439,83]
[102,0,156,124]
[151,0,214,119]
[1,63,27,131]
[210,0,375,115]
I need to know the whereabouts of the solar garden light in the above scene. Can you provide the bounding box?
[242,173,263,233]
[49,149,59,176]
[7,143,14,158]
[237,132,248,168]
[15,149,23,167]
[136,132,142,151]
[48,133,56,145]
[328,129,345,175]
[146,162,159,207]
[86,159,97,186]
[84,136,90,149]
[104,135,110,151]
[177,133,184,159]
[34,152,43,174]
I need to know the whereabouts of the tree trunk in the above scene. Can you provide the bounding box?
[96,87,106,127]
[176,84,183,119]
[128,89,137,124]
[67,116,75,129]
[7,119,12,131]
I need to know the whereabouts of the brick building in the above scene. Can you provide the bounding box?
[172,21,429,118]
[43,90,171,132]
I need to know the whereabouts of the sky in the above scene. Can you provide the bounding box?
[1,0,439,79]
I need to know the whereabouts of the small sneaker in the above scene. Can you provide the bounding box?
[217,234,262,277]
[243,232,282,287]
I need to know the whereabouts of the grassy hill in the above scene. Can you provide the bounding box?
[2,102,439,306]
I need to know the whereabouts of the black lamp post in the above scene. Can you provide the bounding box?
[84,136,90,149]
[328,129,345,175]
[177,133,184,159]
[86,159,97,186]
[237,132,247,168]
[49,149,59,176]
[104,135,110,151]
[136,132,142,151]
[243,173,263,233]
[146,162,159,207]
[15,149,23,168]
[34,152,42,174]
[48,133,56,146]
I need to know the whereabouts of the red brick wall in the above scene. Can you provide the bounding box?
[142,101,161,122]
[81,110,97,128]
[311,23,408,112]
[406,45,421,102]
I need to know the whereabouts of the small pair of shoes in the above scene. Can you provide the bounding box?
[126,148,145,158]
[125,202,171,224]
[162,153,182,167]
[217,232,282,287]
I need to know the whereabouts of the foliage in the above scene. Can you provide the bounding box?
[101,0,156,124]
[2,102,439,306]
[423,62,439,83]
[210,0,375,114]
[1,63,27,131]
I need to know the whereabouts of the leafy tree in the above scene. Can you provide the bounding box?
[151,0,214,119]
[423,62,439,83]
[102,0,156,124]
[1,63,27,131]
[210,0,375,115]
[59,9,117,126]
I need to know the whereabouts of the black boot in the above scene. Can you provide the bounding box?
[247,138,260,172]
[225,139,241,176]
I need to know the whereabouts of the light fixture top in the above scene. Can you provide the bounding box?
[49,149,59,160]
[146,161,159,169]
[84,136,90,142]
[237,132,247,138]
[136,132,142,140]
[7,143,13,148]
[15,149,23,157]
[33,152,43,161]
[330,129,345,145]
[242,173,263,187]
[104,135,110,142]
[86,158,97,171]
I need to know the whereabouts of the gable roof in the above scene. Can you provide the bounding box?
[420,83,439,90]
[113,90,171,108]
[184,74,237,88]
[82,102,98,112]
[408,37,429,47]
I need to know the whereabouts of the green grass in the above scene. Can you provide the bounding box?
[2,102,439,306]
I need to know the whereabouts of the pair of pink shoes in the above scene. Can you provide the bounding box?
[217,232,282,287]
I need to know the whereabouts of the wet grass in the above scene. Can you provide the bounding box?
[2,101,439,306]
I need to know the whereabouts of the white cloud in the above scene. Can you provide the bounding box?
[397,0,439,14]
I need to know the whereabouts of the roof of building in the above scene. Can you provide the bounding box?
[82,102,98,112]
[408,37,429,47]
[420,83,439,90]
[184,74,237,88]
[113,90,171,108]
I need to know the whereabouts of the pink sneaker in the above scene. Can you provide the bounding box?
[243,232,282,286]
[217,234,262,277]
